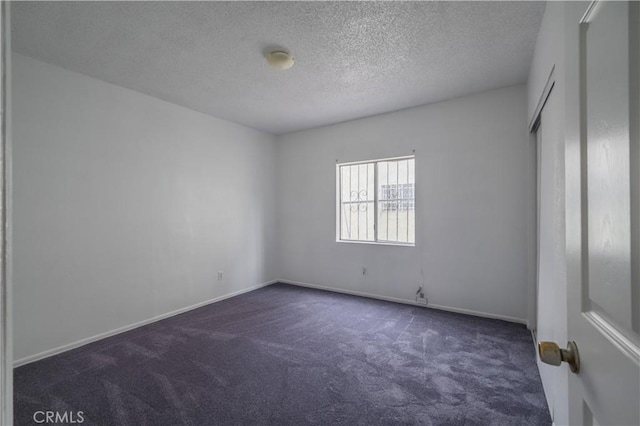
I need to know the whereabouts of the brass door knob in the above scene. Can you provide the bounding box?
[538,341,580,374]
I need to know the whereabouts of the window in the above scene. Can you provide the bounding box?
[337,156,415,245]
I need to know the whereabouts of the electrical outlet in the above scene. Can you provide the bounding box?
[217,271,223,280]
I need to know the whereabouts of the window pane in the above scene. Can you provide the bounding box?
[378,162,388,241]
[408,159,415,244]
[377,158,414,243]
[340,163,374,241]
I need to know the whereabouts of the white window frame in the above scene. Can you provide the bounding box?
[336,155,415,247]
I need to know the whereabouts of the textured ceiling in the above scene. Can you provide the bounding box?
[12,1,545,135]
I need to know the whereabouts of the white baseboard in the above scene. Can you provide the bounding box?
[14,280,278,367]
[15,278,527,367]
[279,279,527,325]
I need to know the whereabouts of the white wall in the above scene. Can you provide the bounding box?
[12,52,542,364]
[276,85,532,323]
[12,54,278,363]
[526,2,569,425]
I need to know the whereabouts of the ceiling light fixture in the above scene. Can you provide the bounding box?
[266,51,295,70]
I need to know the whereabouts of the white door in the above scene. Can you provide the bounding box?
[563,1,640,425]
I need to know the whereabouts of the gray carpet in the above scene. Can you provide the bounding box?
[15,283,551,425]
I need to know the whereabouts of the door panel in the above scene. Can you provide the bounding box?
[565,2,640,425]
[585,0,635,338]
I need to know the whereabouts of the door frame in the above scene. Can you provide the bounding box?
[531,75,569,423]
[528,66,556,335]
[0,1,12,424]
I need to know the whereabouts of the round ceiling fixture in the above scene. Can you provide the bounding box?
[266,51,295,70]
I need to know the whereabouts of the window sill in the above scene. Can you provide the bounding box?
[336,239,415,247]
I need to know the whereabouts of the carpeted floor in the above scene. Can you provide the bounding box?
[15,283,551,425]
